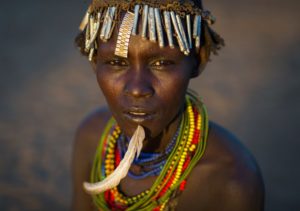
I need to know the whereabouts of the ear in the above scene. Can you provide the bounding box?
[191,46,210,78]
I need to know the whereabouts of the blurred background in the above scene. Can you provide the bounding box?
[1,0,299,210]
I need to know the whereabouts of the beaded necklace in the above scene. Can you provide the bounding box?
[90,92,209,210]
[119,124,180,179]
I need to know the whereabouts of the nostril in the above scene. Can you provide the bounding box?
[124,78,154,98]
[125,85,154,98]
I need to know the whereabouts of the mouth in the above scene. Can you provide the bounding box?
[123,109,155,123]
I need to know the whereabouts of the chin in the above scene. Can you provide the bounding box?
[116,118,162,139]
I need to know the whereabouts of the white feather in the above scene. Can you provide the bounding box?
[83,125,145,194]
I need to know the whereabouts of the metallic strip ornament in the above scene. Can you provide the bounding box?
[170,11,185,53]
[104,6,116,40]
[115,11,135,58]
[89,14,95,39]
[163,11,174,49]
[195,15,202,50]
[85,16,91,52]
[100,8,110,41]
[89,47,95,61]
[186,14,192,49]
[141,5,149,39]
[86,11,101,50]
[88,14,95,51]
[107,19,116,40]
[94,39,98,50]
[154,8,164,48]
[176,14,190,55]
[132,4,140,35]
[148,7,156,42]
[193,15,199,39]
[79,5,92,31]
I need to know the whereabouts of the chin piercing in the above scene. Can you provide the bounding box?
[141,5,149,39]
[154,8,164,48]
[163,11,174,49]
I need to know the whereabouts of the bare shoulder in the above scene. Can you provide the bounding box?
[71,107,111,211]
[74,107,111,157]
[177,121,265,211]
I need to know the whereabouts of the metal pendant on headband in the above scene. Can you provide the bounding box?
[154,8,165,48]
[87,11,101,51]
[176,13,190,55]
[115,11,135,58]
[79,5,92,32]
[193,15,202,51]
[163,11,174,49]
[170,11,186,54]
[132,4,140,35]
[186,14,192,49]
[141,5,149,39]
[148,7,156,42]
[100,8,109,41]
[100,7,116,42]
[105,7,116,41]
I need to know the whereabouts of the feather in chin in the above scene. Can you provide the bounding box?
[83,125,145,194]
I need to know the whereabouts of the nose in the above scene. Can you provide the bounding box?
[124,71,154,98]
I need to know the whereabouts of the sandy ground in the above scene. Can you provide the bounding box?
[1,0,300,210]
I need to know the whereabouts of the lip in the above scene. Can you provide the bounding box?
[123,108,156,123]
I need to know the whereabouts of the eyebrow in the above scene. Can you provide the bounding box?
[97,49,184,64]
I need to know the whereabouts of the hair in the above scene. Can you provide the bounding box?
[74,0,224,64]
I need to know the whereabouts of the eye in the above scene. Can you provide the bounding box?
[151,59,174,68]
[106,59,128,67]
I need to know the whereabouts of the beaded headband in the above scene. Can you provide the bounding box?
[79,0,217,60]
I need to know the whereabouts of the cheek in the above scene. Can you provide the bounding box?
[96,71,120,105]
[159,74,190,111]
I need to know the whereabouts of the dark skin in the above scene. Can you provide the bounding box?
[71,21,264,211]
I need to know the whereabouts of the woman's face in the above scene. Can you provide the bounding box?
[95,30,198,138]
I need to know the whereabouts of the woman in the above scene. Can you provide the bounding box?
[71,0,265,210]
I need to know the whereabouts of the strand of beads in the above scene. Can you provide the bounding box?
[110,186,150,206]
[103,125,121,177]
[170,98,194,187]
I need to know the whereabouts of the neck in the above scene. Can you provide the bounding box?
[140,109,183,153]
